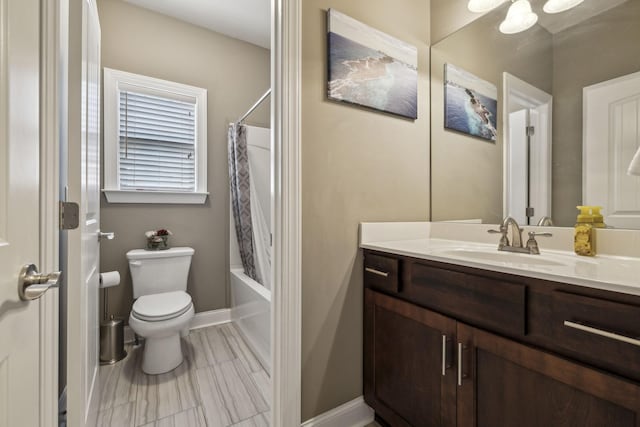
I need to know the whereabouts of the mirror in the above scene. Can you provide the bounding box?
[430,0,640,228]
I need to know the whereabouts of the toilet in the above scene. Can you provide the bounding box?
[127,247,195,374]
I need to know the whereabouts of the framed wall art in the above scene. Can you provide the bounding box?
[327,9,418,119]
[444,63,497,141]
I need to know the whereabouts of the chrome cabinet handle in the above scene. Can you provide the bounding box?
[442,335,447,376]
[458,343,463,386]
[457,342,469,386]
[18,264,62,301]
[441,335,453,376]
[564,320,640,347]
[365,267,389,277]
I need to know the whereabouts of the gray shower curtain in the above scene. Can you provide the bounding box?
[228,124,258,281]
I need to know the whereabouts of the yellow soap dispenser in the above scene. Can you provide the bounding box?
[575,206,595,256]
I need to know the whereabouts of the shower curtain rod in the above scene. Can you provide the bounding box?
[237,88,271,125]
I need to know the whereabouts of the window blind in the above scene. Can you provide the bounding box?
[119,90,196,192]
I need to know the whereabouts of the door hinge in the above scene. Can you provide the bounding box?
[526,125,535,137]
[526,207,535,218]
[59,201,79,230]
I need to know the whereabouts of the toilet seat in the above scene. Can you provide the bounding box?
[132,291,192,322]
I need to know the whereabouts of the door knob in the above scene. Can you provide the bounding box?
[98,231,115,241]
[18,264,62,301]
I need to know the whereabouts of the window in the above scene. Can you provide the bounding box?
[103,68,208,204]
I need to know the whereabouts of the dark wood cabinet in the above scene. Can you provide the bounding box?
[457,323,640,427]
[364,290,456,427]
[363,250,640,427]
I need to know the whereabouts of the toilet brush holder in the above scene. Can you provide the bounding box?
[100,316,127,365]
[99,285,127,365]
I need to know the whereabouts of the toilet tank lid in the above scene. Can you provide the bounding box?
[127,247,195,260]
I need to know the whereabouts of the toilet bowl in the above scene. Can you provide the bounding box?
[129,290,194,374]
[127,247,195,375]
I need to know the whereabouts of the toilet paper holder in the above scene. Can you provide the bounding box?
[99,271,126,364]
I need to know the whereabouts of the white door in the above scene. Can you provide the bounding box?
[65,0,101,425]
[584,71,640,229]
[0,0,56,426]
[503,72,553,225]
[507,109,529,224]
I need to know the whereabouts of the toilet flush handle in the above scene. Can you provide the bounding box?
[130,261,142,267]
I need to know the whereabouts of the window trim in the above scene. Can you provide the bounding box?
[103,68,208,204]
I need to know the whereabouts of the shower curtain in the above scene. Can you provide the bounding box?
[249,162,271,289]
[228,124,259,283]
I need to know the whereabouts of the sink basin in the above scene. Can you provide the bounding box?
[435,248,568,267]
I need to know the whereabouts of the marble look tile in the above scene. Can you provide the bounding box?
[187,330,212,369]
[139,406,206,427]
[134,353,199,426]
[97,402,136,427]
[205,326,236,365]
[233,359,269,413]
[97,323,271,427]
[212,360,261,423]
[189,327,235,368]
[250,370,271,407]
[230,412,270,427]
[221,324,263,373]
[99,345,138,411]
[195,366,233,427]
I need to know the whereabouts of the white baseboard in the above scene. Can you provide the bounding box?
[302,396,374,427]
[124,308,232,343]
[190,308,232,330]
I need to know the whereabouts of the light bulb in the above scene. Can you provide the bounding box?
[499,0,538,34]
[543,0,584,14]
[467,0,507,13]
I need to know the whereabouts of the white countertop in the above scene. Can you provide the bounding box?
[360,222,640,297]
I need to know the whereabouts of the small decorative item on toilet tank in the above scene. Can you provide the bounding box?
[145,228,172,250]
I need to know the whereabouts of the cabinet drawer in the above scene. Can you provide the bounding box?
[552,291,640,380]
[405,262,526,336]
[364,253,399,293]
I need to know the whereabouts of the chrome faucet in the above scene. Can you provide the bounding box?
[488,216,552,254]
[536,216,554,226]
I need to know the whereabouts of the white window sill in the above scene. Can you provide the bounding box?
[103,189,209,204]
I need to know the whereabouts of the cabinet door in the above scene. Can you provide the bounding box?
[457,323,640,427]
[364,289,457,427]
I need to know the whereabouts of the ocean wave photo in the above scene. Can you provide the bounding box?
[444,64,498,142]
[327,9,418,119]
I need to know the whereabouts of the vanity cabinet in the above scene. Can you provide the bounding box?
[364,290,456,427]
[363,250,640,427]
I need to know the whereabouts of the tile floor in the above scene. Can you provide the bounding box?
[98,323,270,427]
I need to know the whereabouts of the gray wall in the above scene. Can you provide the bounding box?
[430,8,553,224]
[551,0,640,226]
[98,0,270,320]
[301,0,431,420]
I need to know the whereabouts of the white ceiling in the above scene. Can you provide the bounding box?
[123,0,271,49]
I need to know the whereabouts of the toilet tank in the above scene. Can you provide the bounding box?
[127,247,195,298]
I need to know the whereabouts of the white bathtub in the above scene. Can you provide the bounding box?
[230,268,271,374]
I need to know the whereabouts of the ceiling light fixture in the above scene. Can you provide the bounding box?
[543,0,584,14]
[499,0,538,34]
[467,0,507,13]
